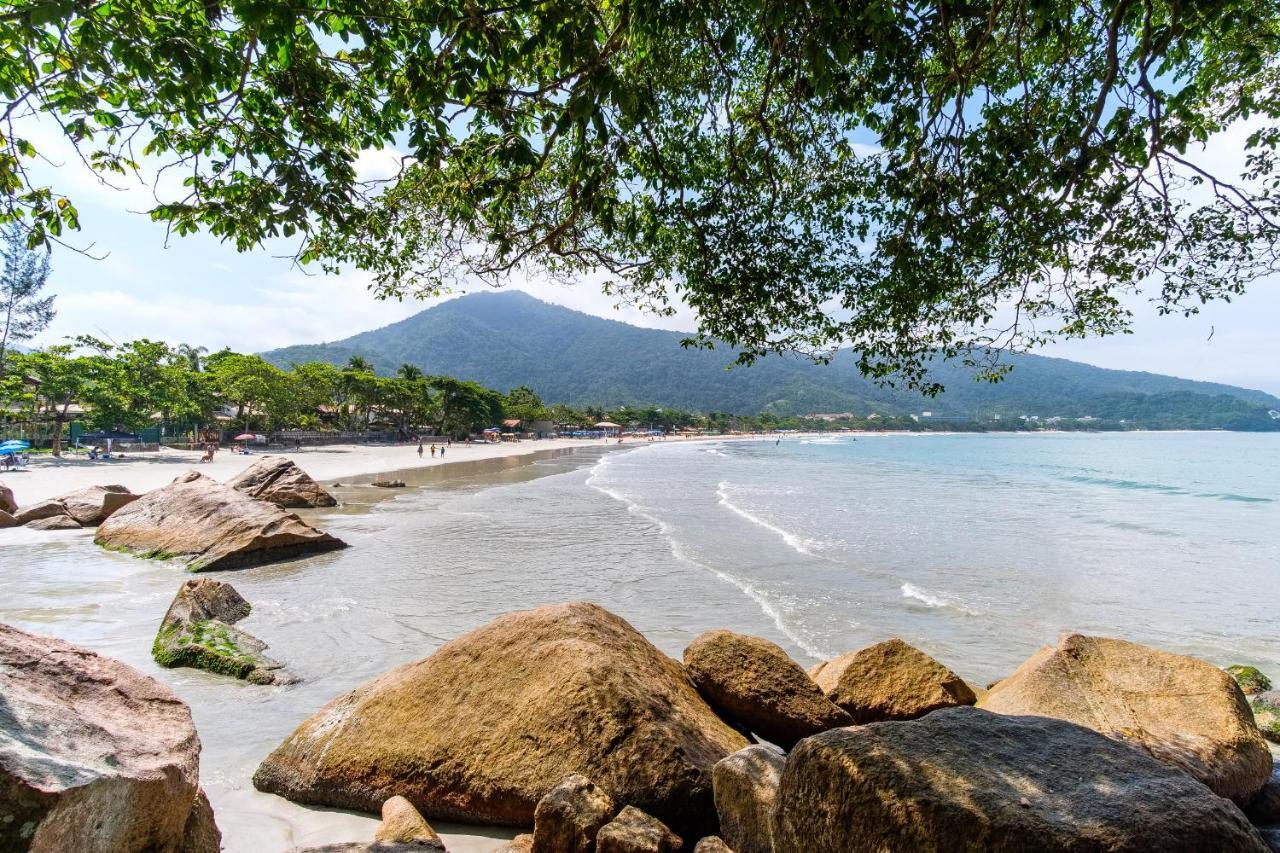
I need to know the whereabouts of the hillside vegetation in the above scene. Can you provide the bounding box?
[263,293,1280,430]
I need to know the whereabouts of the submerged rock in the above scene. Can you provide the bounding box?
[683,629,851,747]
[595,806,682,853]
[253,602,747,839]
[532,774,616,853]
[1251,691,1280,744]
[0,622,218,852]
[773,706,1267,852]
[371,479,407,488]
[96,470,346,571]
[153,578,296,684]
[979,633,1273,803]
[227,455,338,508]
[1230,665,1274,695]
[810,638,976,723]
[712,745,783,853]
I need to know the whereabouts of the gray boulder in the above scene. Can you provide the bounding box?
[0,622,218,852]
[227,456,337,508]
[773,706,1267,852]
[711,745,783,853]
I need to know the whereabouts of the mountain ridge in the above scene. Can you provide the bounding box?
[262,291,1280,428]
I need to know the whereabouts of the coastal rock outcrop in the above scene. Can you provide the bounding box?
[1229,665,1274,695]
[0,508,16,528]
[253,602,748,839]
[683,630,851,747]
[0,622,218,852]
[595,806,682,853]
[711,745,783,853]
[0,482,15,513]
[13,498,69,525]
[96,470,346,570]
[772,706,1268,852]
[227,456,338,508]
[153,578,296,684]
[979,633,1273,803]
[810,638,976,723]
[532,774,615,853]
[25,513,83,530]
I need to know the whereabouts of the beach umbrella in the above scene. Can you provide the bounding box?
[0,440,30,452]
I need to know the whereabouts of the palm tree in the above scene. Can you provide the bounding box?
[397,363,424,381]
[176,343,208,372]
[347,355,374,373]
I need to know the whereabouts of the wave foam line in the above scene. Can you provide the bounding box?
[588,469,829,658]
[901,583,979,616]
[716,481,815,556]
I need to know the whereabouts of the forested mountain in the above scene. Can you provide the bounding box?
[263,292,1280,429]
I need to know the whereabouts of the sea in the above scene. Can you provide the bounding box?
[2,431,1278,850]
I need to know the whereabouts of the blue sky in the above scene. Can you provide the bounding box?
[23,119,1280,396]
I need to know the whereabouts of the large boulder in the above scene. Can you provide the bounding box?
[532,774,615,853]
[96,470,346,571]
[254,602,748,839]
[711,745,783,853]
[227,456,338,508]
[58,484,138,525]
[979,633,1273,803]
[595,807,682,853]
[0,509,17,528]
[810,638,975,723]
[683,630,851,748]
[153,578,295,685]
[773,706,1267,852]
[0,483,15,514]
[0,622,218,852]
[692,840,732,853]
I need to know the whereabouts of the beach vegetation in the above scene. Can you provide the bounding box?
[0,222,54,377]
[2,1,1278,393]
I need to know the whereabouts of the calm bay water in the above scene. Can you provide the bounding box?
[2,432,1277,850]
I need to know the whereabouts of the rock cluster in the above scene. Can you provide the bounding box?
[5,484,138,530]
[96,470,346,570]
[153,578,297,684]
[0,622,220,852]
[227,455,338,508]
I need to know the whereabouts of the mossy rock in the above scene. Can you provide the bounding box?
[1226,665,1272,695]
[1250,691,1280,744]
[153,618,294,684]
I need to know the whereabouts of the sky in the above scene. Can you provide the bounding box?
[20,117,1280,396]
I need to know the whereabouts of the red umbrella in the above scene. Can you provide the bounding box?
[233,433,257,440]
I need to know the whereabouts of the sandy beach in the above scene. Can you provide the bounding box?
[0,436,622,507]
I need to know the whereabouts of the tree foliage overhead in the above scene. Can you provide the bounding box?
[2,0,1278,389]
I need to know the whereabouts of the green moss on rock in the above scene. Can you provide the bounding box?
[152,618,267,680]
[1250,694,1280,744]
[1226,665,1272,695]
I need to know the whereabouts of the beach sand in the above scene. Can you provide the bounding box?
[0,437,620,507]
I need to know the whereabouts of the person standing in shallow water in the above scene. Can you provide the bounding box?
[417,441,423,459]
[439,446,446,459]
[430,444,437,458]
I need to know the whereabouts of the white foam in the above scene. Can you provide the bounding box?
[588,465,828,658]
[900,583,979,615]
[715,481,815,556]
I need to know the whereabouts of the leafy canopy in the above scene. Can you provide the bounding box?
[2,0,1279,389]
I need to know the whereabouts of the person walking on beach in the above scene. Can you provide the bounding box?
[439,446,446,459]
[417,441,424,459]
[430,443,437,458]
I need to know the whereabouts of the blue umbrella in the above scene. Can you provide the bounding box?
[0,440,30,453]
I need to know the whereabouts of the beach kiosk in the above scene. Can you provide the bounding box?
[594,421,622,436]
